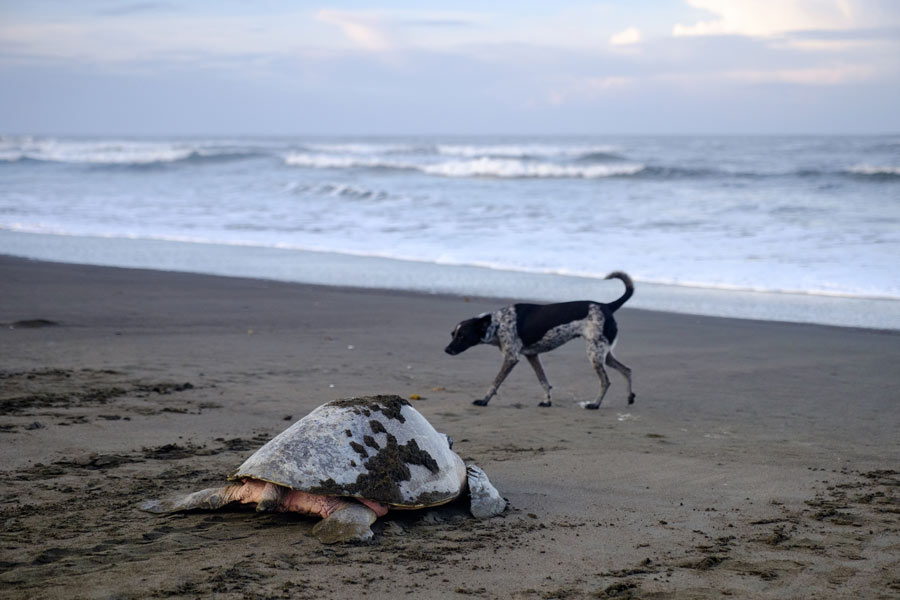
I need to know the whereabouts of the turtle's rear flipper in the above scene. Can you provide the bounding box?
[138,485,242,514]
[466,465,506,519]
[312,502,377,544]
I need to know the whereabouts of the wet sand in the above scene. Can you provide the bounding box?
[1,255,898,599]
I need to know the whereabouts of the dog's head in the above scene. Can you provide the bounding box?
[445,314,492,355]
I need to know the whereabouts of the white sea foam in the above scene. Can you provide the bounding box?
[302,142,423,155]
[284,152,644,178]
[3,138,175,164]
[296,141,623,160]
[421,158,644,178]
[0,138,265,165]
[283,153,410,170]
[434,143,621,159]
[846,164,900,176]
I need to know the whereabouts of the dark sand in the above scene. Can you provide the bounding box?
[1,255,898,599]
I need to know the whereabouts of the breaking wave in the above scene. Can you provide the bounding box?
[0,138,270,166]
[284,152,644,179]
[420,158,644,178]
[4,137,899,185]
[845,165,900,179]
[299,141,625,161]
[434,143,624,161]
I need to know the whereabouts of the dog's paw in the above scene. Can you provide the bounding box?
[472,399,490,407]
[538,401,552,407]
[628,393,636,405]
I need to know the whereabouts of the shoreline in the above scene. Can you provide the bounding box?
[1,255,898,599]
[3,252,899,337]
[2,230,900,331]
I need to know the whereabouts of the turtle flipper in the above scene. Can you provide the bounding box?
[466,465,506,519]
[256,482,285,512]
[138,485,242,514]
[311,502,377,544]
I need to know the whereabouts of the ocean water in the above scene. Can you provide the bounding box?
[1,135,899,329]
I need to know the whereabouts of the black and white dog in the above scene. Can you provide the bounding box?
[445,272,635,409]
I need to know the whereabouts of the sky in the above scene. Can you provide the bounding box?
[1,0,899,135]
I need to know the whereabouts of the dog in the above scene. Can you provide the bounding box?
[444,271,635,409]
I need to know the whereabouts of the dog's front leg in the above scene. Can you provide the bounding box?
[584,340,611,410]
[525,354,553,407]
[473,355,519,406]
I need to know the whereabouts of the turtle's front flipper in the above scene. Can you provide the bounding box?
[256,482,285,512]
[138,484,243,514]
[311,502,377,544]
[466,465,506,519]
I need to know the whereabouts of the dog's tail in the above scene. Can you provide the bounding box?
[604,271,634,313]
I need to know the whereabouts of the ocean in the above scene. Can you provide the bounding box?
[1,135,899,329]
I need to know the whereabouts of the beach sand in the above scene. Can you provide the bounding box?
[1,255,898,599]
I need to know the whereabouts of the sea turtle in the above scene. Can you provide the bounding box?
[139,395,506,543]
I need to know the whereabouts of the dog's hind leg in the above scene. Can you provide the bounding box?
[605,353,635,405]
[583,340,611,410]
[473,356,519,406]
[525,354,553,407]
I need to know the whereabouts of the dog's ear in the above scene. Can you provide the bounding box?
[476,314,492,336]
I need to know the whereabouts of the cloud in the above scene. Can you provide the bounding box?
[609,27,641,46]
[724,64,877,84]
[315,9,393,52]
[673,0,859,37]
[789,26,900,40]
[655,62,878,86]
[2,1,898,136]
[0,10,351,65]
[547,75,633,105]
[776,25,900,51]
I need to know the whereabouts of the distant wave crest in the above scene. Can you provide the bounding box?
[284,152,644,179]
[5,138,899,185]
[299,141,625,161]
[846,164,900,178]
[435,143,624,161]
[421,158,644,178]
[301,142,426,156]
[284,153,416,171]
[0,139,268,166]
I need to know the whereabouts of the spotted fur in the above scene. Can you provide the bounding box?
[445,272,635,409]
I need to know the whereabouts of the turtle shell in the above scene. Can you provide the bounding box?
[229,395,466,508]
